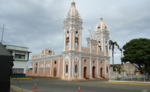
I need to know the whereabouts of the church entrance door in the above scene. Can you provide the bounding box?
[100,68,103,77]
[84,67,87,78]
[92,66,96,78]
[53,67,56,77]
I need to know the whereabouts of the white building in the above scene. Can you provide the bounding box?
[5,45,31,74]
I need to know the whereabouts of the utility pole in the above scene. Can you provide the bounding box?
[0,24,9,44]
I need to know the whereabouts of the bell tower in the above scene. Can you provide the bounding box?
[63,2,83,51]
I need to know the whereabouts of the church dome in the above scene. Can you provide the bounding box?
[96,18,107,30]
[65,2,81,18]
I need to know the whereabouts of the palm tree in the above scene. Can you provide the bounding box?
[109,40,120,66]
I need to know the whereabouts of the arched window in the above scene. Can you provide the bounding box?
[99,41,100,43]
[105,27,107,29]
[76,31,78,34]
[54,61,57,64]
[100,61,102,64]
[67,31,69,33]
[66,65,68,73]
[75,38,78,46]
[98,27,100,29]
[35,67,37,73]
[99,46,101,51]
[106,67,108,73]
[66,37,69,46]
[75,65,78,73]
[84,59,86,63]
[93,60,95,63]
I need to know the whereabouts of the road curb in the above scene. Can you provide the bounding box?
[101,81,150,86]
[11,78,33,79]
[10,88,21,92]
[73,79,108,82]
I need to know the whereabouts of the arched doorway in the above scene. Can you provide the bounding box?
[53,67,56,77]
[83,67,87,78]
[100,67,103,77]
[92,66,96,78]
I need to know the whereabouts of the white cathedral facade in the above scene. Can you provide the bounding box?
[26,2,110,80]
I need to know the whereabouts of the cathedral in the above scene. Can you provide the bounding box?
[26,2,110,80]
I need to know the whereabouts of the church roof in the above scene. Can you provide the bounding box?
[65,2,81,18]
[96,18,108,30]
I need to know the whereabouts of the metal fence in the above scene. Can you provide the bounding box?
[109,71,150,82]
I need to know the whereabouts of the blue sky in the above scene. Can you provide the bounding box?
[0,0,150,68]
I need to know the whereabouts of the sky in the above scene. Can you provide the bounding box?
[0,0,150,68]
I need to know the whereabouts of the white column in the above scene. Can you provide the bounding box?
[12,51,15,57]
[50,60,52,75]
[97,57,99,78]
[90,41,92,53]
[58,57,60,75]
[73,29,75,50]
[63,30,66,51]
[62,56,65,79]
[104,39,106,56]
[32,62,34,74]
[43,59,45,75]
[68,54,71,79]
[72,55,74,79]
[38,61,39,74]
[101,38,103,51]
[97,43,98,54]
[90,56,92,78]
[69,28,71,50]
[105,59,106,77]
[79,54,81,78]
[50,60,51,74]
[79,30,82,51]
[107,39,109,56]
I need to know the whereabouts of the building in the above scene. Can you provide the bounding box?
[110,63,135,75]
[4,44,31,75]
[0,43,13,92]
[26,2,110,80]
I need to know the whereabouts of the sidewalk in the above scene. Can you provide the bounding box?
[102,80,150,86]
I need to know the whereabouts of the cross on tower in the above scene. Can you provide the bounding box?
[0,24,9,44]
[88,26,94,39]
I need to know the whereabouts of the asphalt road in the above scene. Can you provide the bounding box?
[11,77,150,92]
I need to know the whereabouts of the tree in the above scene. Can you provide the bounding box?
[121,38,150,74]
[109,40,120,65]
[113,65,122,74]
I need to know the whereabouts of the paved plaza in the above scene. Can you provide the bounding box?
[11,77,150,92]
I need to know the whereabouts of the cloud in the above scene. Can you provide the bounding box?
[0,0,150,66]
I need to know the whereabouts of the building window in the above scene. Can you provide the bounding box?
[106,67,108,73]
[99,41,100,43]
[36,63,37,66]
[99,46,101,51]
[67,31,69,33]
[98,27,100,29]
[66,65,68,73]
[15,52,25,59]
[75,65,78,73]
[76,31,78,34]
[105,27,107,29]
[106,46,108,52]
[100,61,102,64]
[93,60,95,63]
[75,38,78,46]
[13,68,24,73]
[84,59,86,63]
[66,37,69,46]
[35,67,37,73]
[93,45,94,49]
[54,61,57,64]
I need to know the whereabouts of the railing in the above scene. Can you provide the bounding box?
[109,71,150,82]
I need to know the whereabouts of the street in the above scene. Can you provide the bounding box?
[11,77,150,92]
